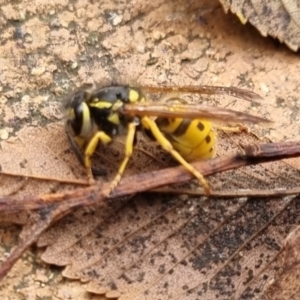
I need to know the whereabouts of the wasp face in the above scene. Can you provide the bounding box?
[65,90,93,139]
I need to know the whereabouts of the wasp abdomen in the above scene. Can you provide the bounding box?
[156,117,216,161]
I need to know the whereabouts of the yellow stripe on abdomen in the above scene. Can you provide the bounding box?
[158,118,216,161]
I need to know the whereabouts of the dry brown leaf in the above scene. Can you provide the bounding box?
[2,130,300,299]
[39,195,297,300]
[219,0,300,51]
[265,226,300,300]
[1,0,300,299]
[34,141,300,300]
[0,124,85,198]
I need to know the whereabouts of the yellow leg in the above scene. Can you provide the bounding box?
[214,123,249,133]
[141,116,210,195]
[106,122,136,195]
[84,131,112,184]
[215,123,264,142]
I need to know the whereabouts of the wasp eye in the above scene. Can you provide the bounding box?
[74,102,83,119]
[67,102,84,136]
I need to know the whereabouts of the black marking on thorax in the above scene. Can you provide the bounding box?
[92,85,131,104]
[88,86,143,136]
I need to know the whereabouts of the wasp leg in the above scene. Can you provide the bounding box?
[106,122,136,196]
[141,116,210,195]
[66,125,107,177]
[215,123,265,141]
[84,131,112,184]
[214,123,249,133]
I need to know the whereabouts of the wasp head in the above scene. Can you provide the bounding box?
[64,88,94,138]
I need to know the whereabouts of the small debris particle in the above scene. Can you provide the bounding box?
[146,57,159,66]
[0,129,9,140]
[112,15,123,26]
[50,18,61,28]
[136,44,145,53]
[31,66,46,76]
[53,86,64,94]
[0,96,7,104]
[71,61,78,69]
[153,30,165,40]
[260,82,269,94]
[21,95,30,102]
[19,11,26,20]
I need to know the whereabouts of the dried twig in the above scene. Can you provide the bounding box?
[0,140,300,280]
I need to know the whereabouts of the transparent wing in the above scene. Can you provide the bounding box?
[142,85,264,102]
[122,101,272,124]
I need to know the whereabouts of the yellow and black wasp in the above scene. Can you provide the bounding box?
[64,84,272,195]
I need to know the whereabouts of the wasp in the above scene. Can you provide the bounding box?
[64,84,272,196]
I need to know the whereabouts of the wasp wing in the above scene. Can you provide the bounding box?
[122,102,272,124]
[142,85,264,102]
